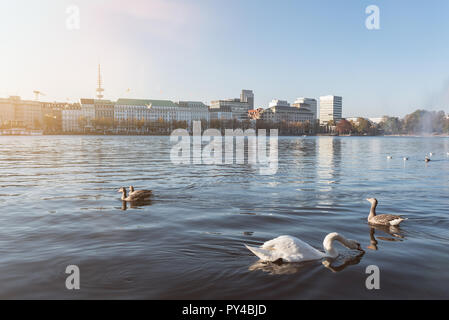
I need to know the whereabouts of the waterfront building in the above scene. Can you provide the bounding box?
[177,101,210,123]
[61,98,99,132]
[79,99,115,121]
[240,90,254,109]
[114,99,153,126]
[210,90,253,121]
[147,99,188,123]
[0,96,43,128]
[292,98,317,119]
[209,106,233,120]
[319,95,342,125]
[115,99,208,128]
[261,99,315,123]
[0,97,16,126]
[261,105,314,123]
[62,107,82,132]
[268,99,290,108]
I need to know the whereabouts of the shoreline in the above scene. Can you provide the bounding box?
[1,133,448,137]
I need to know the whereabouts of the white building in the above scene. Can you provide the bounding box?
[62,108,82,132]
[114,99,153,125]
[262,99,315,123]
[319,95,342,124]
[177,101,210,123]
[62,99,95,132]
[293,98,317,120]
[115,99,209,127]
[268,99,290,108]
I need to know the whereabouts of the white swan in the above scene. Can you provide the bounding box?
[245,233,363,263]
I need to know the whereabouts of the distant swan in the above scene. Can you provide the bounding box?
[366,198,406,226]
[118,186,152,201]
[245,233,363,263]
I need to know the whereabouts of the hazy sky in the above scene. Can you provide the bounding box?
[1,0,449,117]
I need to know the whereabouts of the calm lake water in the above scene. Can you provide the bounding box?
[0,135,448,299]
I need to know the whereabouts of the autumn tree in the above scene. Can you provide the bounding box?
[336,119,353,135]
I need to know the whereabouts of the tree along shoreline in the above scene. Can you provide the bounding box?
[2,109,448,136]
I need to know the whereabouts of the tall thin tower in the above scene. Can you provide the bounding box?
[96,64,104,99]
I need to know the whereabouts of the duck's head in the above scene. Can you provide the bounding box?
[366,198,378,205]
[118,187,126,193]
[129,186,134,192]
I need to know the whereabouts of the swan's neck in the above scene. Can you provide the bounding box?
[323,233,351,258]
[368,202,377,220]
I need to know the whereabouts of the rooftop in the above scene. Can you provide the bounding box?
[116,98,177,107]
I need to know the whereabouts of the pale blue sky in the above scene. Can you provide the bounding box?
[1,0,448,117]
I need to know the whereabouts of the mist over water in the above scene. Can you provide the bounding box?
[0,136,448,299]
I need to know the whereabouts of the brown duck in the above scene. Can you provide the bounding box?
[118,186,152,202]
[366,198,406,226]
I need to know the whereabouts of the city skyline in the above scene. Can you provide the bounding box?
[1,0,449,118]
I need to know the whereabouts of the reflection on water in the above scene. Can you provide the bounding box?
[0,136,449,299]
[322,250,365,273]
[249,260,318,275]
[248,250,365,275]
[121,200,153,211]
[367,225,404,251]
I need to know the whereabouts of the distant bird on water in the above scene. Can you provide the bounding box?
[366,198,406,226]
[118,186,152,201]
[425,156,431,163]
[403,157,409,161]
[387,156,393,159]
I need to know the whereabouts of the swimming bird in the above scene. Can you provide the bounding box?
[387,156,393,159]
[403,157,409,161]
[129,185,152,198]
[366,198,406,226]
[118,186,152,201]
[425,156,431,162]
[245,233,363,263]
